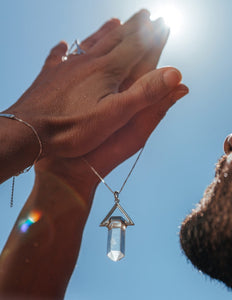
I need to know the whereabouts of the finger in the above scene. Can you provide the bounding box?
[101,23,156,83]
[86,84,189,177]
[23,41,68,93]
[80,19,121,52]
[87,68,182,153]
[123,8,150,33]
[119,18,170,91]
[89,9,151,57]
[133,17,170,71]
[42,41,68,70]
[101,67,182,121]
[152,19,170,67]
[123,84,189,149]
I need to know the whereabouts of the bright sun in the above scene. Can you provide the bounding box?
[151,5,183,35]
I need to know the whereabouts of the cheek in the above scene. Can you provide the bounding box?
[180,154,232,288]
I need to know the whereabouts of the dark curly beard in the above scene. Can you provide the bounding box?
[180,154,232,288]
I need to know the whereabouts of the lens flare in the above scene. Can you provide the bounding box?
[19,210,41,233]
[29,211,41,223]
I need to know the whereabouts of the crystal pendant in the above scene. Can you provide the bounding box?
[107,217,126,262]
[100,191,134,262]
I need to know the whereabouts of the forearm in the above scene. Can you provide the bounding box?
[0,168,95,300]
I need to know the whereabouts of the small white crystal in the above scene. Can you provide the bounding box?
[108,250,125,262]
[107,217,126,262]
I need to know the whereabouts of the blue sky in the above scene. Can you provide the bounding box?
[1,0,232,299]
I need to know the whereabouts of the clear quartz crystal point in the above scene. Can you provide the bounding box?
[107,216,126,262]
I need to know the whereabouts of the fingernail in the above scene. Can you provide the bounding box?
[108,18,121,26]
[153,17,165,26]
[139,9,151,18]
[224,134,232,154]
[163,69,182,88]
[172,86,189,102]
[152,17,169,32]
[153,17,168,33]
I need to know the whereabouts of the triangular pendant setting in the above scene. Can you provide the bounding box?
[99,192,134,227]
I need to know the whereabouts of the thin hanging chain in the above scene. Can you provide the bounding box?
[118,147,144,194]
[82,159,115,194]
[10,176,15,208]
[82,147,145,197]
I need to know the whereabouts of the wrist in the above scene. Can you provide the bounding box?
[35,158,99,209]
[0,113,41,181]
[3,103,48,159]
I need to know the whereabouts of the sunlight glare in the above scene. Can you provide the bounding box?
[151,5,183,35]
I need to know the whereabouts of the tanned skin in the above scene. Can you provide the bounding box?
[0,10,188,300]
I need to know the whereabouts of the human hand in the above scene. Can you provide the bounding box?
[4,10,177,161]
[0,12,188,298]
[35,10,188,202]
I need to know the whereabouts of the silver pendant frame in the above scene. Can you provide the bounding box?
[99,191,134,227]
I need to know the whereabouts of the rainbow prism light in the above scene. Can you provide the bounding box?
[19,211,41,233]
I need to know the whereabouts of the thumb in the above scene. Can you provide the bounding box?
[121,67,182,112]
[100,67,182,129]
[95,67,183,148]
[42,41,68,70]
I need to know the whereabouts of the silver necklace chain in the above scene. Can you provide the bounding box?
[64,40,144,198]
[82,147,144,197]
[82,137,145,263]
